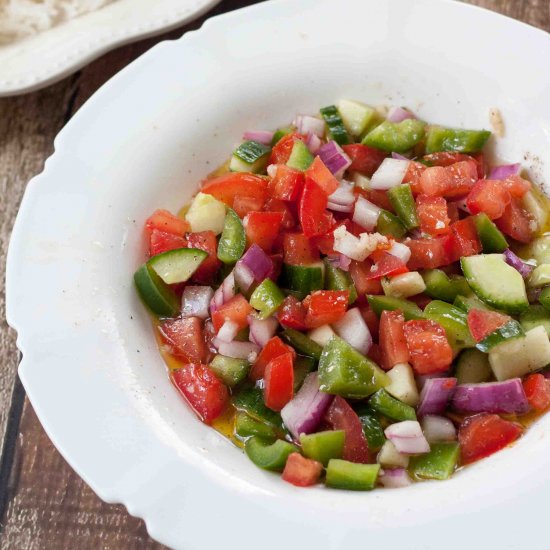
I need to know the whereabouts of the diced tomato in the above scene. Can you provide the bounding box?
[445,160,478,198]
[250,336,296,381]
[269,132,306,165]
[503,175,531,198]
[304,290,349,329]
[446,217,482,262]
[264,352,294,411]
[409,293,433,310]
[418,166,451,197]
[184,231,222,283]
[283,232,320,265]
[423,152,485,179]
[495,197,533,244]
[416,194,450,236]
[361,307,380,340]
[304,156,339,196]
[467,309,511,342]
[233,194,264,218]
[211,294,253,332]
[379,310,410,371]
[366,251,409,280]
[447,201,460,225]
[145,209,189,236]
[406,236,450,270]
[325,396,371,463]
[403,319,453,374]
[149,229,186,257]
[458,413,522,464]
[159,317,206,363]
[403,160,427,195]
[349,260,383,295]
[367,342,382,364]
[171,363,229,424]
[277,295,308,330]
[244,211,284,252]
[361,188,395,212]
[269,165,305,201]
[342,144,387,176]
[523,374,550,412]
[466,179,511,220]
[201,173,268,209]
[282,452,323,487]
[265,197,296,229]
[299,178,334,238]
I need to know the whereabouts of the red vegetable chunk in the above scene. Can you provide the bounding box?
[406,237,450,270]
[250,336,295,381]
[184,231,222,283]
[446,217,481,262]
[145,209,189,236]
[159,317,206,363]
[264,352,294,411]
[349,260,384,295]
[282,453,323,487]
[523,374,550,412]
[379,310,409,371]
[233,194,264,218]
[149,229,186,257]
[304,156,339,196]
[459,413,522,464]
[283,232,320,265]
[269,133,305,165]
[201,172,268,209]
[403,319,452,374]
[269,164,304,201]
[211,294,253,332]
[503,175,531,198]
[342,144,386,176]
[171,363,229,424]
[416,194,450,236]
[244,211,284,252]
[299,178,334,238]
[366,251,408,280]
[467,309,511,342]
[466,179,511,220]
[304,290,349,328]
[495,197,533,244]
[277,296,308,330]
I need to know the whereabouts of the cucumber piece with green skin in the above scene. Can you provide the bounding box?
[300,430,345,466]
[520,305,550,337]
[244,437,298,472]
[281,262,324,300]
[281,329,323,360]
[376,209,407,239]
[362,119,426,153]
[286,139,314,171]
[368,389,416,421]
[324,259,357,304]
[408,442,460,480]
[476,319,524,352]
[425,126,491,154]
[387,184,419,230]
[381,272,426,299]
[528,264,550,289]
[209,355,249,387]
[460,254,528,314]
[337,99,376,138]
[320,105,351,145]
[230,140,271,173]
[326,459,380,491]
[367,295,424,320]
[217,208,246,264]
[453,294,492,312]
[455,348,492,384]
[235,412,278,440]
[133,263,179,317]
[148,247,208,285]
[423,300,475,350]
[474,213,508,253]
[540,287,550,313]
[422,269,471,303]
[519,235,550,265]
[271,126,294,145]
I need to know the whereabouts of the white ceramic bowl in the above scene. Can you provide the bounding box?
[6,1,550,548]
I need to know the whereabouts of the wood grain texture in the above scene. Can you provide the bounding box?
[0,0,547,548]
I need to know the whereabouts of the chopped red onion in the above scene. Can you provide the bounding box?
[543,370,550,380]
[421,415,457,443]
[238,244,274,282]
[416,371,450,390]
[327,201,354,213]
[234,262,255,293]
[370,158,410,190]
[503,249,534,278]
[378,468,412,488]
[222,272,236,301]
[217,320,239,343]
[387,106,416,123]
[318,141,352,179]
[451,378,529,414]
[181,285,213,319]
[242,130,274,145]
[417,377,457,417]
[353,196,382,231]
[213,339,260,362]
[281,372,334,440]
[327,254,351,272]
[391,152,410,160]
[332,307,372,355]
[489,163,521,180]
[306,132,322,154]
[248,315,278,347]
[384,421,430,455]
[328,180,355,206]
[294,115,325,137]
[387,241,411,264]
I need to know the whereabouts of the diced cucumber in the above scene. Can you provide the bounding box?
[300,430,345,466]
[148,247,207,285]
[408,442,459,481]
[281,329,323,360]
[367,295,424,320]
[217,208,246,264]
[425,126,491,154]
[423,300,475,350]
[320,105,351,145]
[422,269,471,303]
[387,184,419,230]
[369,389,416,421]
[461,254,528,314]
[271,126,294,145]
[281,262,324,299]
[385,363,419,406]
[528,264,550,289]
[185,192,227,234]
[540,288,550,313]
[382,271,426,299]
[376,209,407,239]
[474,213,508,253]
[362,119,426,153]
[337,99,376,138]
[230,140,271,173]
[519,235,550,265]
[522,188,549,234]
[454,348,492,384]
[286,139,314,171]
[324,258,357,304]
[209,355,249,387]
[133,263,179,317]
[325,460,380,491]
[377,440,409,468]
[453,294,492,312]
[520,305,550,337]
[476,320,524,352]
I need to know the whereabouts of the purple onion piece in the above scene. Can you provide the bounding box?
[416,371,451,390]
[181,285,213,319]
[387,106,416,123]
[503,249,534,278]
[384,421,430,455]
[318,141,352,178]
[248,315,278,347]
[239,244,274,282]
[417,378,457,417]
[489,163,521,180]
[391,152,410,160]
[213,339,260,362]
[379,468,412,488]
[451,379,529,414]
[242,130,274,145]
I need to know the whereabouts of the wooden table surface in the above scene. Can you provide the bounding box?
[0,0,548,547]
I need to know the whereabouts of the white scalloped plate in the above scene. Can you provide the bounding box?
[6,0,550,549]
[0,0,220,96]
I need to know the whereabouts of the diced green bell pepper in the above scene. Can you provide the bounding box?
[476,319,524,352]
[318,337,389,399]
[362,119,426,153]
[209,355,249,387]
[286,139,314,171]
[271,126,294,145]
[376,209,408,239]
[474,213,508,253]
[367,295,424,320]
[300,430,345,466]
[232,386,283,428]
[425,126,491,154]
[520,305,550,338]
[281,329,323,360]
[408,442,460,480]
[320,105,351,145]
[244,437,298,471]
[354,404,386,450]
[423,300,475,350]
[134,263,179,317]
[235,411,278,440]
[422,269,471,303]
[325,459,380,490]
[293,355,317,391]
[368,389,416,421]
[281,262,324,300]
[453,294,492,312]
[324,258,357,304]
[387,184,419,230]
[217,208,246,264]
[250,279,285,319]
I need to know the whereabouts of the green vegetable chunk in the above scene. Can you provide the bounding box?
[318,337,389,399]
[250,279,285,319]
[354,405,386,450]
[423,300,475,350]
[281,329,323,360]
[244,437,298,471]
[134,263,179,317]
[368,389,416,421]
[376,209,408,239]
[425,126,491,154]
[422,269,471,303]
[387,184,419,230]
[367,295,424,320]
[520,305,550,338]
[474,213,508,253]
[324,258,357,304]
[282,262,324,299]
[326,459,380,490]
[476,319,524,352]
[453,294,492,313]
[232,386,282,428]
[362,119,426,153]
[235,412,278,440]
[320,105,351,145]
[293,356,317,390]
[286,139,314,171]
[217,208,246,264]
[300,430,345,466]
[540,288,550,313]
[230,140,271,173]
[271,126,294,145]
[209,355,249,387]
[148,247,207,284]
[455,348,492,385]
[409,442,460,480]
